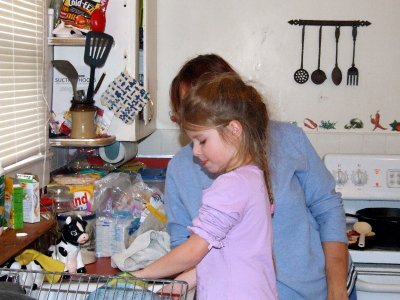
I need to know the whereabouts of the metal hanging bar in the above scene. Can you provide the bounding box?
[288,19,371,27]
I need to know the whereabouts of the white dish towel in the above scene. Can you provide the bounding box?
[111,230,170,271]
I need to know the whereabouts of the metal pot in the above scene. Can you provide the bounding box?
[346,207,400,248]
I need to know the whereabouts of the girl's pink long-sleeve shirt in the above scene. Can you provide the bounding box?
[189,165,277,300]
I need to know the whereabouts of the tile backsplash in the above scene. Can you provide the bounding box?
[138,129,400,159]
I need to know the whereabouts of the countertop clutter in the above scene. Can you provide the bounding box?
[0,157,168,270]
[0,158,190,299]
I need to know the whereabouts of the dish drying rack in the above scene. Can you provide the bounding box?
[0,268,189,300]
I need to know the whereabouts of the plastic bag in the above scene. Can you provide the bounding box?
[94,172,167,257]
[93,172,141,216]
[58,0,109,33]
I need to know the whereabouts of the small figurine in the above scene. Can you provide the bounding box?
[48,214,89,273]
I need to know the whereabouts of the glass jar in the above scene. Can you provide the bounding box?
[47,185,75,213]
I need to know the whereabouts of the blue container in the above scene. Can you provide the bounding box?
[138,168,166,193]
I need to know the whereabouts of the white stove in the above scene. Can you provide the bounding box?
[324,154,400,300]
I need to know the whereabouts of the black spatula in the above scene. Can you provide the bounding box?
[84,31,114,103]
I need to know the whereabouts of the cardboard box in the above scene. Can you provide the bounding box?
[4,176,24,229]
[17,174,40,223]
[69,184,95,211]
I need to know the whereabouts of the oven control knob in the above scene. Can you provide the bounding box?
[351,169,368,186]
[332,170,348,186]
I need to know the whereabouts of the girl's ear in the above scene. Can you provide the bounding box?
[228,120,243,138]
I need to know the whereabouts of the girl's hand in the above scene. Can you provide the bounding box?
[157,284,185,300]
[130,270,142,278]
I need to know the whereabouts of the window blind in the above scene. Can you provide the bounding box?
[0,0,48,169]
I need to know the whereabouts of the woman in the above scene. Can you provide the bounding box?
[165,54,356,299]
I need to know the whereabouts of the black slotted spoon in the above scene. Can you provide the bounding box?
[84,31,114,103]
[294,25,309,84]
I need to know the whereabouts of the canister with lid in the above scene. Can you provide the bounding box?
[70,93,97,139]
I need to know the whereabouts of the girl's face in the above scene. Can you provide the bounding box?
[186,126,239,174]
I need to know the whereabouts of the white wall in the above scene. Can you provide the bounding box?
[138,0,400,157]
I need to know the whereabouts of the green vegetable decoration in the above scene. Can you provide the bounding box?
[319,120,337,130]
[389,120,400,132]
[344,118,364,129]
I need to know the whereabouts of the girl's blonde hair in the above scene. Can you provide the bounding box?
[179,73,274,204]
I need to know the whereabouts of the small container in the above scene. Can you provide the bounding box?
[111,210,132,254]
[70,97,96,139]
[47,185,75,213]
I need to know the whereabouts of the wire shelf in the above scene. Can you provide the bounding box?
[0,268,189,300]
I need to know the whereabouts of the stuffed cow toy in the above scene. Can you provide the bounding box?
[48,214,89,273]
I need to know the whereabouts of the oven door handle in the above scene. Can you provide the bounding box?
[357,278,400,293]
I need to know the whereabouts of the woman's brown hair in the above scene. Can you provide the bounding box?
[170,54,235,120]
[179,73,274,204]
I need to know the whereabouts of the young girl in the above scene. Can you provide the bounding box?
[132,73,277,300]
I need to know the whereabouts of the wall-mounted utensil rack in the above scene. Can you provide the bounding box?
[289,19,371,86]
[288,20,371,27]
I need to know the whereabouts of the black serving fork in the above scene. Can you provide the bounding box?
[347,26,359,85]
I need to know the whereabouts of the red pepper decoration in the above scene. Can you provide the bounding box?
[303,118,318,129]
[370,111,387,130]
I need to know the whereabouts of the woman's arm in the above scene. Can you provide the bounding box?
[296,127,348,299]
[164,147,208,249]
[132,234,209,279]
[323,242,348,300]
[164,166,192,248]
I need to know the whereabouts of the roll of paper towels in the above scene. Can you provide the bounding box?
[99,142,138,164]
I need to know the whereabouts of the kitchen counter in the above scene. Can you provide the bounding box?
[0,218,56,265]
[85,257,119,275]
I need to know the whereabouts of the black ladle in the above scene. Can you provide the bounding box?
[331,26,342,85]
[294,25,309,84]
[311,26,326,85]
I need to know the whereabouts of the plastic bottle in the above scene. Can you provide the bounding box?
[49,0,63,29]
[111,210,132,255]
[96,216,114,257]
[48,8,54,38]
